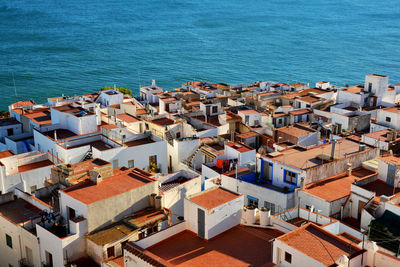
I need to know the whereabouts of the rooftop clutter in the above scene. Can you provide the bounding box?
[0,75,400,266]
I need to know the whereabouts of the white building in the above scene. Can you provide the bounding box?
[140,80,163,104]
[97,89,124,107]
[0,150,58,194]
[273,223,364,267]
[238,109,262,127]
[0,189,53,267]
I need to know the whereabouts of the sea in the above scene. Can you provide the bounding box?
[0,0,399,110]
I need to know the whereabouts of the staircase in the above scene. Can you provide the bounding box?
[81,148,93,162]
[183,146,202,168]
[366,200,380,216]
[165,130,174,145]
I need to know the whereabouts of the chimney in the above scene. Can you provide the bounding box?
[151,79,156,88]
[346,163,352,176]
[330,140,337,160]
[300,177,306,190]
[155,195,163,210]
[149,193,157,208]
[89,170,101,183]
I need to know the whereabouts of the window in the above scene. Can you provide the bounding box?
[6,234,12,248]
[306,205,312,210]
[107,246,115,258]
[247,195,258,207]
[306,104,310,108]
[285,252,292,263]
[262,161,273,182]
[278,118,282,124]
[368,82,372,92]
[149,155,157,166]
[67,207,76,220]
[112,159,119,169]
[284,170,297,185]
[7,128,13,136]
[386,117,391,122]
[264,201,276,215]
[128,160,134,168]
[45,251,53,267]
[212,106,218,114]
[30,185,37,194]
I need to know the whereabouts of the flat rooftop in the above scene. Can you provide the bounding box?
[0,118,20,127]
[144,226,283,267]
[52,104,95,117]
[189,187,241,210]
[0,150,14,159]
[62,170,155,204]
[87,222,137,246]
[125,137,155,147]
[0,198,42,224]
[160,176,191,192]
[54,158,110,175]
[304,167,377,202]
[24,109,52,125]
[151,117,175,126]
[277,124,316,138]
[18,159,54,173]
[43,129,78,140]
[226,142,254,153]
[277,223,361,266]
[360,179,400,197]
[267,138,373,170]
[67,140,115,151]
[117,113,140,123]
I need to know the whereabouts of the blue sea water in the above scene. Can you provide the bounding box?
[0,0,399,110]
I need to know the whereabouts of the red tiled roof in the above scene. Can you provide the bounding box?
[23,109,52,125]
[289,109,311,116]
[143,226,284,266]
[238,109,260,115]
[226,142,254,153]
[18,159,54,173]
[117,113,140,123]
[189,187,241,210]
[0,150,14,159]
[380,155,400,166]
[62,170,155,204]
[277,223,361,266]
[304,167,377,201]
[11,100,36,108]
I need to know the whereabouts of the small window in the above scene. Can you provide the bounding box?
[128,160,134,168]
[6,234,12,248]
[149,155,157,166]
[7,128,13,136]
[285,252,292,263]
[212,106,218,114]
[247,196,258,207]
[306,205,312,210]
[284,170,297,185]
[107,246,115,258]
[386,117,391,122]
[264,201,276,215]
[112,159,119,169]
[30,185,37,194]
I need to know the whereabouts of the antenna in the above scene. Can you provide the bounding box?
[12,72,18,101]
[137,71,142,90]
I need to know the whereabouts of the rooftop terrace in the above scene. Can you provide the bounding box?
[0,198,42,224]
[143,226,283,267]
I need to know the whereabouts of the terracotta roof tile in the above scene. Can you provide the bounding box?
[189,187,241,210]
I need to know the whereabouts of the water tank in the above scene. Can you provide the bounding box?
[246,206,256,224]
[259,207,271,226]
